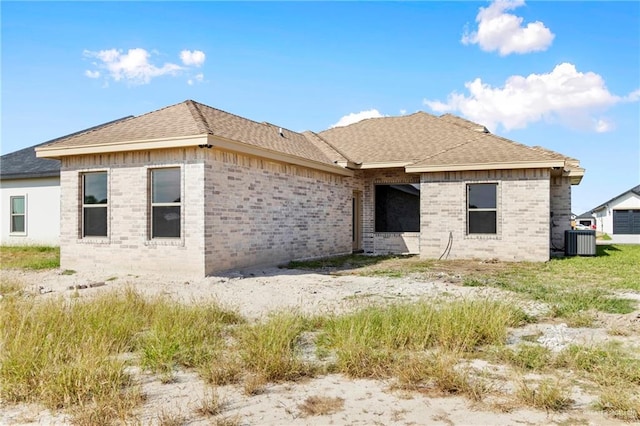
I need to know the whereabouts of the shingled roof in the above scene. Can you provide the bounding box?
[2,117,131,180]
[317,112,571,172]
[35,100,582,179]
[37,100,339,167]
[591,184,640,212]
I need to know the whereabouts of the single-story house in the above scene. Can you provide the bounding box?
[35,100,584,277]
[1,143,61,246]
[1,118,130,246]
[574,212,596,229]
[591,184,640,243]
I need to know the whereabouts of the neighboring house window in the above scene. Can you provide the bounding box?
[467,183,497,234]
[150,168,181,238]
[82,172,108,237]
[375,184,420,232]
[10,196,26,234]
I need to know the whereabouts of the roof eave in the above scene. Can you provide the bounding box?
[405,160,566,173]
[35,135,210,158]
[207,135,353,177]
[356,161,413,170]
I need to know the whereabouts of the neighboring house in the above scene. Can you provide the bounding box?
[1,118,131,246]
[36,100,584,277]
[574,211,596,229]
[591,184,640,243]
[1,143,61,245]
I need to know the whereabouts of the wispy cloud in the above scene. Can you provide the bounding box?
[424,63,639,133]
[462,0,554,56]
[330,109,384,128]
[84,48,206,85]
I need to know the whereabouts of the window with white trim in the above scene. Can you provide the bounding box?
[150,168,181,238]
[82,172,108,237]
[467,183,497,234]
[10,196,26,233]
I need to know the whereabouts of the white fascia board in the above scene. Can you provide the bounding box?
[207,135,354,177]
[405,160,566,173]
[35,135,209,158]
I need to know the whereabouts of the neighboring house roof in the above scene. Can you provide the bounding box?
[35,100,583,180]
[591,184,640,212]
[1,117,131,180]
[1,141,61,180]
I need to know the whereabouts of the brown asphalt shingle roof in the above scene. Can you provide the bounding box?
[40,100,579,173]
[317,111,566,168]
[40,100,338,166]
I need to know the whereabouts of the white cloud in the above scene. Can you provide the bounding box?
[84,48,206,85]
[424,63,638,133]
[461,0,554,56]
[400,109,407,115]
[180,50,206,67]
[187,73,204,86]
[331,109,384,128]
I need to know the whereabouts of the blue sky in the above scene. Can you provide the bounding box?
[2,1,638,214]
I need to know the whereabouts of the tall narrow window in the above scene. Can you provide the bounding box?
[151,168,181,238]
[10,196,26,233]
[82,172,108,237]
[467,183,497,234]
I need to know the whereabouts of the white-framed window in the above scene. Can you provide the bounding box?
[467,183,497,234]
[10,195,26,234]
[150,167,181,239]
[82,172,108,237]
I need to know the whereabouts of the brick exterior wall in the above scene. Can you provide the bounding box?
[59,149,207,277]
[420,169,551,262]
[550,176,572,250]
[358,169,421,255]
[204,150,352,273]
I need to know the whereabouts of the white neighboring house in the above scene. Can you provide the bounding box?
[1,142,61,245]
[591,184,640,244]
[1,118,131,246]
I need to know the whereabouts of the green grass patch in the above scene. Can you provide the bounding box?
[318,299,526,378]
[0,245,60,270]
[237,312,316,381]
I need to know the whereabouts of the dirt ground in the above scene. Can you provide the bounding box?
[1,266,639,425]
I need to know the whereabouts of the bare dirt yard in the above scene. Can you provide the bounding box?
[1,247,639,425]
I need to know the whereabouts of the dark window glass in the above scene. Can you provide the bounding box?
[151,168,181,238]
[467,183,497,234]
[83,172,108,237]
[375,184,420,232]
[468,211,497,234]
[83,206,107,236]
[152,168,181,203]
[84,173,108,204]
[468,184,496,209]
[152,206,181,238]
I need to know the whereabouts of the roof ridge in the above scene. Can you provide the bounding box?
[304,131,355,163]
[190,101,305,136]
[185,100,213,134]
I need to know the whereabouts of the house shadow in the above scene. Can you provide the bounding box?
[214,253,415,279]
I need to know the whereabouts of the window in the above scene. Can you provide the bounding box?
[10,196,26,233]
[375,184,420,232]
[82,172,108,237]
[150,168,181,238]
[467,183,497,234]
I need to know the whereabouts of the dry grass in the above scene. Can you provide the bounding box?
[515,378,572,411]
[298,395,345,417]
[243,373,267,396]
[195,388,226,416]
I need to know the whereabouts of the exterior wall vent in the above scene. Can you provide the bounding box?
[564,230,596,256]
